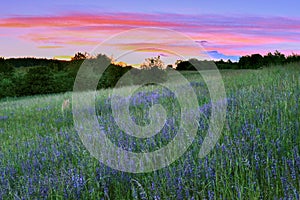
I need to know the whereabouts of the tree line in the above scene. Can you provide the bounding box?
[176,51,300,70]
[0,54,168,99]
[0,51,299,99]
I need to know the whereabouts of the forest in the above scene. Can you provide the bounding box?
[0,51,299,99]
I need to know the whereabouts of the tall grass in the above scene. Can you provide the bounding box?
[0,64,299,199]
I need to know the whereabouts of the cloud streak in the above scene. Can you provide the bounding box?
[38,45,63,49]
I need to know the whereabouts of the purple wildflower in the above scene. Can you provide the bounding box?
[0,116,8,121]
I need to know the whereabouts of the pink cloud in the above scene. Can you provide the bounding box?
[0,13,180,29]
[38,45,63,49]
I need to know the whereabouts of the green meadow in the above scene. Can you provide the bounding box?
[0,64,299,199]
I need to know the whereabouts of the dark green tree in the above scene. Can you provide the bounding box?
[25,66,55,95]
[0,57,14,75]
[286,53,300,63]
[250,54,264,68]
[0,74,15,98]
[263,51,285,66]
[71,52,88,60]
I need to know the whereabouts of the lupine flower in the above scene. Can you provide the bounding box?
[39,185,49,199]
[280,176,290,198]
[0,116,8,121]
[287,159,297,181]
[208,190,214,200]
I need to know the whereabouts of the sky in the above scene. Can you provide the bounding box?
[0,0,300,63]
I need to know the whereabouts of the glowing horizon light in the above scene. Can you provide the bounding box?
[53,55,73,61]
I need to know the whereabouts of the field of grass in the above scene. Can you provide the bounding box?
[0,64,299,199]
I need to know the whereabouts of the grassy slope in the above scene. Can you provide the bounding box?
[0,64,299,199]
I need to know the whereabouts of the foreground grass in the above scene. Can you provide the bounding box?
[0,64,299,199]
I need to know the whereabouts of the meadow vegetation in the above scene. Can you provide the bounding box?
[0,63,299,199]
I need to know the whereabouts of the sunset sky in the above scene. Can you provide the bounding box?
[1,0,300,63]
